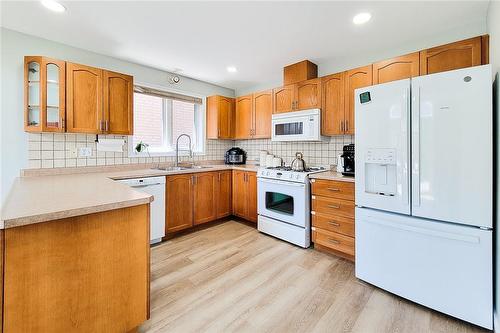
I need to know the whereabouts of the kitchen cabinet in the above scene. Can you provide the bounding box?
[311,179,355,261]
[166,174,194,233]
[232,170,257,223]
[234,90,273,139]
[344,65,372,135]
[216,170,232,218]
[193,172,218,225]
[273,78,321,114]
[321,72,345,136]
[373,52,420,84]
[103,70,134,135]
[235,94,253,139]
[419,36,483,75]
[283,60,318,85]
[206,95,234,139]
[24,56,66,132]
[252,90,273,138]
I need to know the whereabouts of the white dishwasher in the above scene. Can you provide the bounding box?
[117,176,165,244]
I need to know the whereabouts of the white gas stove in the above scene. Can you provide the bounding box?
[257,166,326,248]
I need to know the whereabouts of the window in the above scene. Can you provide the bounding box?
[131,89,204,156]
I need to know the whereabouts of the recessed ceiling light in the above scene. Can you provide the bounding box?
[226,66,237,73]
[353,12,371,25]
[40,0,66,13]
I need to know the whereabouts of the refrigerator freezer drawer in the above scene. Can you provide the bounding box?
[355,207,492,329]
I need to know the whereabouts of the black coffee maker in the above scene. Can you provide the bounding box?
[340,144,355,176]
[225,147,247,165]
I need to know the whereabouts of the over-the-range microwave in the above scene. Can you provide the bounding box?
[271,108,321,142]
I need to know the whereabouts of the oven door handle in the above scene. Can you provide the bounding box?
[258,178,306,188]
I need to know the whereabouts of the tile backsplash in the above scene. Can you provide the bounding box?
[27,133,234,169]
[234,135,354,167]
[26,133,353,170]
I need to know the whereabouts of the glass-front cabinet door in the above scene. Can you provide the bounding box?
[24,56,65,132]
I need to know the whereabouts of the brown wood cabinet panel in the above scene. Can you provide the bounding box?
[103,70,133,135]
[247,172,258,223]
[313,228,355,257]
[321,72,345,135]
[273,85,294,113]
[252,90,273,138]
[345,65,372,135]
[235,94,253,139]
[373,52,420,84]
[193,172,218,225]
[4,205,150,332]
[166,174,193,233]
[206,95,234,139]
[232,170,248,218]
[206,95,219,139]
[66,62,103,133]
[311,179,354,201]
[312,195,355,219]
[312,213,354,237]
[295,78,321,110]
[420,36,482,75]
[481,34,489,65]
[217,171,232,218]
[283,60,318,85]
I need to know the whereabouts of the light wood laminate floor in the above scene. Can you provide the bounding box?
[140,221,489,333]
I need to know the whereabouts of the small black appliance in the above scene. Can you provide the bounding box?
[225,147,247,165]
[340,144,355,176]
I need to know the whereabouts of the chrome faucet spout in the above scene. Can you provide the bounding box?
[175,134,193,167]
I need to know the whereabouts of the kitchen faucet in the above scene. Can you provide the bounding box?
[175,134,193,167]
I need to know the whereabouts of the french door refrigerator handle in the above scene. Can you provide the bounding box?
[412,85,421,207]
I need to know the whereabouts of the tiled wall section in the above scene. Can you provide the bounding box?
[27,133,234,169]
[234,135,354,167]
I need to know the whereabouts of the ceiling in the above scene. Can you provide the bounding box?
[0,1,490,91]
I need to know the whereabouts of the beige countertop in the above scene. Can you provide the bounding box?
[1,164,259,229]
[309,171,355,182]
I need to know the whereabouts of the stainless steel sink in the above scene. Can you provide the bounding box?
[152,165,212,171]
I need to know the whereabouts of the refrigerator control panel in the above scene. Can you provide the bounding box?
[365,149,396,164]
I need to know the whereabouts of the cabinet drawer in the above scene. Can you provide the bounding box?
[313,228,355,256]
[312,195,354,218]
[312,213,354,237]
[311,179,354,201]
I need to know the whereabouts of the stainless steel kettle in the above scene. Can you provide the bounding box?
[290,152,306,172]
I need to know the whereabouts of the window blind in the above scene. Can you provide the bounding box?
[134,85,203,105]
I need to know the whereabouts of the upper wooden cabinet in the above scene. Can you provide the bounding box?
[344,65,372,135]
[321,72,345,136]
[103,70,134,135]
[420,36,483,75]
[273,78,321,114]
[206,95,234,139]
[24,56,66,132]
[66,62,103,134]
[283,60,318,85]
[252,90,272,138]
[373,52,420,84]
[235,94,253,139]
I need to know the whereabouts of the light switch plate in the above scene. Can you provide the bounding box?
[78,147,92,158]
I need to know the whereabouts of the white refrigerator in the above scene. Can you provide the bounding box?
[355,65,493,329]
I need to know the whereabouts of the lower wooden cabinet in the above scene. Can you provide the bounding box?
[166,171,234,234]
[166,174,194,233]
[232,170,257,223]
[311,178,355,261]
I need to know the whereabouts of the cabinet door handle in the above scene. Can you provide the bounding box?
[345,120,349,132]
[218,173,221,182]
[218,129,221,137]
[328,238,340,245]
[327,188,340,192]
[328,204,340,209]
[105,120,109,132]
[328,221,340,226]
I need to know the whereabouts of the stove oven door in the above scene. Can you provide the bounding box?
[257,178,308,227]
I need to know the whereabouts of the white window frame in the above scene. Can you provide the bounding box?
[128,82,206,158]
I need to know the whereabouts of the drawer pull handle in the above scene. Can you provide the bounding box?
[328,238,340,245]
[327,188,340,191]
[328,222,340,226]
[328,204,340,209]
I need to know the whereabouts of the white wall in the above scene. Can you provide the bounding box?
[0,28,234,205]
[487,1,500,330]
[235,20,487,96]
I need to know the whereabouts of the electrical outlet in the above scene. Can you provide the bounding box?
[78,147,92,158]
[70,147,78,158]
